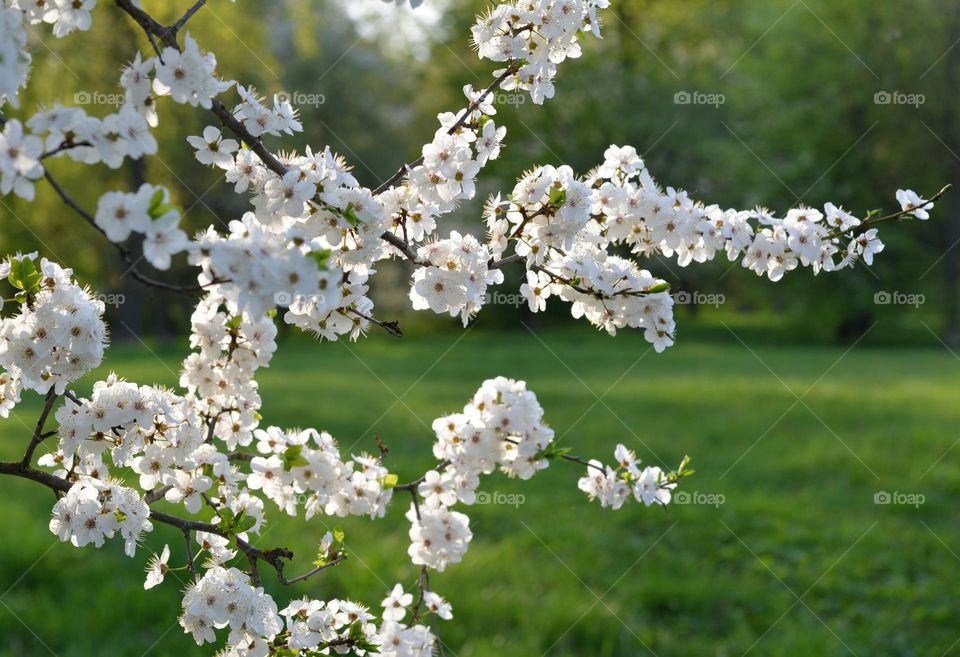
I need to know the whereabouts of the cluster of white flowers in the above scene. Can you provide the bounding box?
[10,0,96,38]
[180,566,282,650]
[402,378,570,573]
[581,145,930,280]
[0,119,42,200]
[377,621,436,657]
[279,597,380,654]
[0,6,30,108]
[283,270,373,341]
[504,165,595,255]
[49,480,152,556]
[247,425,394,519]
[409,231,501,325]
[472,0,608,104]
[547,242,676,349]
[95,183,188,269]
[372,0,614,285]
[235,86,302,137]
[154,36,233,109]
[578,444,687,510]
[377,94,504,256]
[189,215,340,318]
[482,144,938,349]
[433,376,555,484]
[0,254,107,400]
[50,373,205,488]
[187,134,395,337]
[28,102,157,168]
[180,296,276,449]
[406,504,473,572]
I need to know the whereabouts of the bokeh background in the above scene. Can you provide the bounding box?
[2,1,960,656]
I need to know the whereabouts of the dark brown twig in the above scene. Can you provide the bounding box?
[20,389,59,468]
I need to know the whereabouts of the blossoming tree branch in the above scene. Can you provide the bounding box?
[0,0,945,655]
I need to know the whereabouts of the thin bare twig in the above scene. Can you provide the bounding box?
[43,170,214,295]
[372,65,519,195]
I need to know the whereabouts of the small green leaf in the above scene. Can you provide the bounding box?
[647,282,671,294]
[148,188,165,213]
[309,249,332,270]
[218,508,237,533]
[147,188,178,220]
[535,442,573,461]
[548,187,567,206]
[8,257,41,292]
[235,513,256,533]
[342,203,364,226]
[281,444,309,470]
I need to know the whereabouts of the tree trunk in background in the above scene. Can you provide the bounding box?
[943,3,960,346]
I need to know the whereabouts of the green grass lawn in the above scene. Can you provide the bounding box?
[1,328,959,657]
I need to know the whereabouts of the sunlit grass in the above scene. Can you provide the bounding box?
[1,329,957,657]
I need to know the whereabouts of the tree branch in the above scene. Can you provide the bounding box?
[20,389,59,468]
[0,459,343,586]
[372,65,519,195]
[42,169,215,295]
[169,0,208,37]
[110,0,515,275]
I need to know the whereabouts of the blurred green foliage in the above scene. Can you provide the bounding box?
[1,0,958,342]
